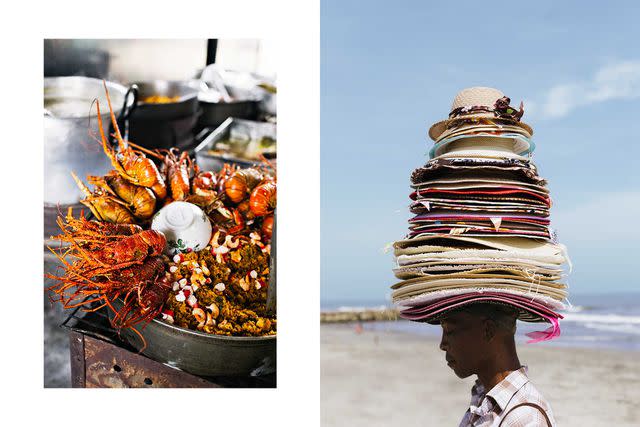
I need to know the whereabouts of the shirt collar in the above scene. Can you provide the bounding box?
[468,380,487,415]
[471,379,485,397]
[484,366,530,412]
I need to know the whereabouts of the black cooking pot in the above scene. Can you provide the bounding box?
[127,113,200,151]
[198,85,261,130]
[198,99,258,129]
[132,80,200,120]
[119,80,201,150]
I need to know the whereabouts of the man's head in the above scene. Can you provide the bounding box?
[438,303,518,379]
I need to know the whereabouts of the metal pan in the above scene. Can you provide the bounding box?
[194,118,277,172]
[113,305,276,377]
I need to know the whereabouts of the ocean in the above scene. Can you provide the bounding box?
[321,292,640,351]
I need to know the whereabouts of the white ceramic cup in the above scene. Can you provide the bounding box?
[151,201,212,256]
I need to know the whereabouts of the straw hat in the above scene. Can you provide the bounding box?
[429,134,534,159]
[428,87,533,141]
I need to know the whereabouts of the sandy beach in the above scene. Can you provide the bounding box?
[321,323,640,427]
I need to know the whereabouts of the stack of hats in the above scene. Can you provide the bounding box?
[391,87,570,342]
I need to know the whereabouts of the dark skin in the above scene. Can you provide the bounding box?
[439,311,521,391]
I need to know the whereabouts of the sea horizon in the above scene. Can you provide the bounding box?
[321,291,640,352]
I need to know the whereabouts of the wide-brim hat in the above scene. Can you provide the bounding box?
[429,87,533,141]
[400,293,562,324]
[429,134,535,159]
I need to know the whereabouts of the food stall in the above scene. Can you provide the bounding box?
[43,39,277,388]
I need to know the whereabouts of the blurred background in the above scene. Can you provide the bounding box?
[44,39,276,81]
[320,1,640,426]
[44,38,277,387]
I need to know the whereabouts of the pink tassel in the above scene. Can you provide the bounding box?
[525,316,561,343]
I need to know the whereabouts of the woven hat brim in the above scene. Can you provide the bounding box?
[397,294,561,324]
[429,134,534,159]
[422,300,547,324]
[395,287,567,311]
[429,116,533,141]
[432,150,530,161]
[437,124,531,142]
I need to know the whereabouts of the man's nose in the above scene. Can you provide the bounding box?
[439,332,447,351]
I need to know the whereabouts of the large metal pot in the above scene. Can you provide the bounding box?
[126,80,201,150]
[113,307,276,377]
[44,77,128,205]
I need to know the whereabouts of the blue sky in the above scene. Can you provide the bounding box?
[321,1,640,304]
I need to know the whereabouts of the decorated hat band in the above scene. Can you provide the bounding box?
[448,96,524,122]
[428,87,533,141]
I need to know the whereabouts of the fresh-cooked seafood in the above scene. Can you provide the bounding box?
[216,163,239,195]
[261,215,274,240]
[224,168,264,203]
[50,210,165,272]
[192,170,218,199]
[51,209,142,247]
[96,229,166,266]
[46,81,279,353]
[46,211,171,350]
[184,164,249,235]
[162,232,275,336]
[113,255,165,284]
[236,199,256,221]
[184,161,276,235]
[96,82,167,201]
[162,148,192,202]
[88,171,157,220]
[72,171,137,224]
[111,274,173,331]
[249,181,277,217]
[228,209,246,234]
[68,231,166,279]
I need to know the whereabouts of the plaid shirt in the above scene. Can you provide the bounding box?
[458,366,555,427]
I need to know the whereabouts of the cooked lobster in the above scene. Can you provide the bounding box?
[46,211,171,350]
[72,171,137,224]
[96,82,167,201]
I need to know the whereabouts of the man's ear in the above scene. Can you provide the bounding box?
[483,318,497,342]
